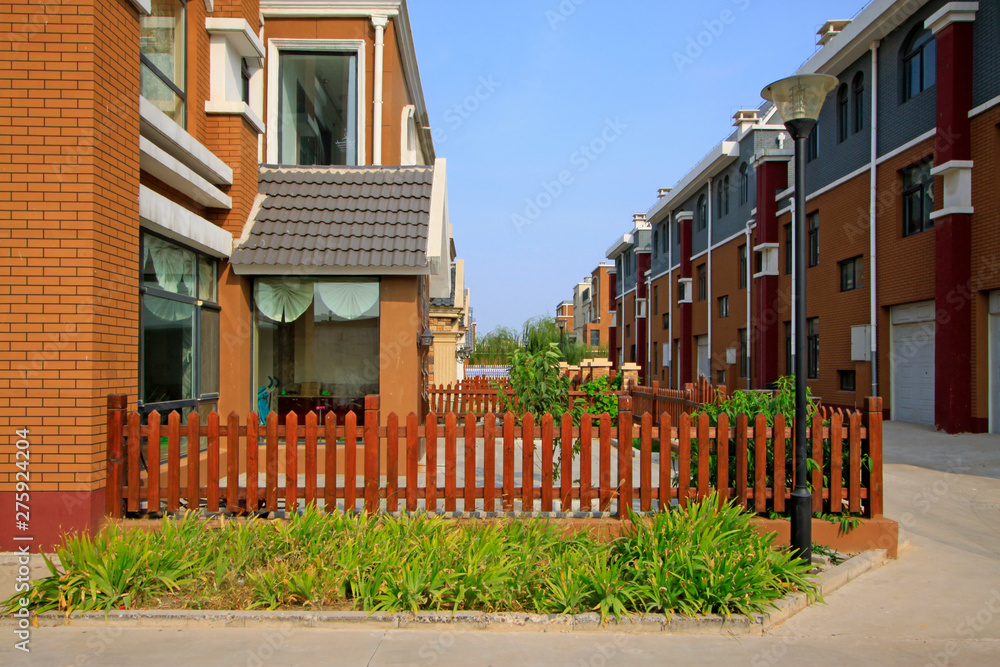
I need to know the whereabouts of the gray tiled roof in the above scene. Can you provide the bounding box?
[231,165,433,270]
[430,265,457,307]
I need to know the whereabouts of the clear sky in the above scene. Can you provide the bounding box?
[408,0,868,335]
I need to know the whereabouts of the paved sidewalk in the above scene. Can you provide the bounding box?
[3,421,999,665]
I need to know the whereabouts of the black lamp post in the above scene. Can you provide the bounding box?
[762,74,838,563]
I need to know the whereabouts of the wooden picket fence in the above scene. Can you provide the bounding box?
[629,376,727,425]
[427,380,599,417]
[105,394,884,521]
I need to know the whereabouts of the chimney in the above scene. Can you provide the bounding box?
[633,213,648,229]
[817,20,852,46]
[657,187,672,199]
[732,109,759,134]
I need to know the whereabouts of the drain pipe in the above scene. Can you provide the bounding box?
[372,15,388,165]
[668,212,674,387]
[869,40,880,398]
[706,177,713,383]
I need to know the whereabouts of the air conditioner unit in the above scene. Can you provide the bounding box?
[636,298,647,319]
[678,278,693,304]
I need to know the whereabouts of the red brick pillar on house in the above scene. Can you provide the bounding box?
[677,212,694,386]
[927,4,978,433]
[753,157,790,389]
[608,270,618,369]
[636,251,650,384]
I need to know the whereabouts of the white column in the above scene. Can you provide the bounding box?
[371,15,388,166]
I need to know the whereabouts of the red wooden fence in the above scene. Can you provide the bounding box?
[107,394,884,521]
[630,376,727,424]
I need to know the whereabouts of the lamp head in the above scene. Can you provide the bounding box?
[761,74,839,140]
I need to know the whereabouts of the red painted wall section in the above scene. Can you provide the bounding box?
[608,272,618,368]
[754,159,789,389]
[679,219,693,386]
[933,20,974,433]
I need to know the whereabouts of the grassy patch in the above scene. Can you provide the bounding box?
[5,496,817,620]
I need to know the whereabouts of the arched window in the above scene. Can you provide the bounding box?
[852,72,864,133]
[716,182,723,218]
[739,163,749,204]
[697,195,707,231]
[903,27,936,101]
[653,229,658,257]
[723,175,730,214]
[837,84,849,142]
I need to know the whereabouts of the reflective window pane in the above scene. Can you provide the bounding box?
[278,52,358,166]
[198,255,217,302]
[200,308,220,396]
[142,295,195,404]
[142,234,196,297]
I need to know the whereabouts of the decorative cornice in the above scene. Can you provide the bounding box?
[925,2,979,35]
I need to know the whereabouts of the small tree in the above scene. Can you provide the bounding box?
[495,343,573,421]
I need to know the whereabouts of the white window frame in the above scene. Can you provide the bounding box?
[266,38,367,166]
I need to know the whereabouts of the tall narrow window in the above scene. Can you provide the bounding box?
[784,223,793,274]
[278,51,359,166]
[739,328,748,378]
[739,163,749,204]
[723,175,730,214]
[718,295,729,318]
[807,125,819,162]
[807,318,819,379]
[840,256,864,291]
[716,183,723,219]
[653,229,659,258]
[807,212,819,267]
[903,27,936,102]
[903,158,935,236]
[852,72,864,133]
[837,84,849,142]
[140,0,187,127]
[662,223,668,254]
[697,265,707,301]
[785,321,793,376]
[738,244,747,289]
[653,286,659,315]
[697,195,707,231]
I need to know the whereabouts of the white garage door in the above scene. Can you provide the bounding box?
[891,301,936,426]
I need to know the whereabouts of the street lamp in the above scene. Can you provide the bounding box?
[762,74,838,563]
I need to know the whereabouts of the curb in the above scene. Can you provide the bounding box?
[9,550,890,636]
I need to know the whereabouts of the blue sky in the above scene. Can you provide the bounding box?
[408,0,867,335]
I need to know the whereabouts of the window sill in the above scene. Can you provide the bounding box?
[205,101,266,135]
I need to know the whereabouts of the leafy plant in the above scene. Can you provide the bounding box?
[495,343,575,422]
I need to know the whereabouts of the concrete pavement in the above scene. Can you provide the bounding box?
[3,420,999,665]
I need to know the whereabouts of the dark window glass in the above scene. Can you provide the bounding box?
[718,295,729,318]
[903,28,936,102]
[697,195,707,231]
[837,84,849,142]
[723,175,730,214]
[739,328,748,378]
[784,223,792,274]
[738,244,747,289]
[903,159,935,236]
[653,286,659,314]
[740,163,749,204]
[807,125,818,162]
[140,0,187,127]
[840,256,864,291]
[853,72,864,133]
[591,330,600,347]
[807,318,819,379]
[716,182,723,219]
[241,58,251,105]
[807,212,819,267]
[717,369,726,385]
[697,265,706,301]
[785,321,793,377]
[840,370,856,392]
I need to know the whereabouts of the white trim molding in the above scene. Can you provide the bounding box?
[205,101,265,134]
[139,137,232,210]
[371,15,389,165]
[970,94,1000,119]
[930,160,975,219]
[427,158,451,299]
[139,186,233,258]
[606,234,634,260]
[139,96,233,186]
[926,2,979,34]
[127,0,151,16]
[265,38,367,166]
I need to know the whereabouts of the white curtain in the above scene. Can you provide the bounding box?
[144,234,191,294]
[316,282,378,320]
[255,278,314,323]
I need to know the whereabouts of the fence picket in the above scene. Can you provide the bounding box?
[227,412,240,513]
[266,412,278,513]
[659,413,672,511]
[364,397,380,514]
[503,412,515,511]
[444,413,457,512]
[715,413,729,507]
[285,411,298,515]
[541,414,554,512]
[464,413,476,512]
[167,410,180,513]
[387,412,399,513]
[830,412,843,514]
[773,414,786,513]
[305,411,318,509]
[147,411,161,515]
[599,413,611,512]
[484,413,496,512]
[187,412,200,512]
[324,412,337,512]
[811,413,823,513]
[522,413,535,511]
[677,413,691,509]
[754,413,767,513]
[247,414,259,514]
[425,412,437,512]
[580,413,593,512]
[206,412,220,512]
[344,411,357,513]
[127,411,140,513]
[697,413,710,501]
[406,413,419,512]
[735,414,748,509]
[849,411,862,514]
[617,397,633,519]
[561,413,573,511]
[866,397,884,517]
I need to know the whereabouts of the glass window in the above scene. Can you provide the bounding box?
[807,318,819,379]
[718,295,729,318]
[840,370,856,392]
[837,84,849,142]
[903,28,936,102]
[739,163,749,204]
[840,256,864,291]
[590,330,600,347]
[785,321,792,376]
[716,183,723,219]
[739,328,748,378]
[903,159,935,236]
[652,230,658,257]
[738,244,747,289]
[807,125,818,162]
[807,212,819,267]
[723,175,730,214]
[140,232,219,421]
[697,265,706,301]
[653,286,658,315]
[853,72,864,133]
[241,58,251,105]
[697,195,707,231]
[678,277,687,302]
[784,223,792,275]
[278,51,359,166]
[140,0,187,127]
[256,278,379,423]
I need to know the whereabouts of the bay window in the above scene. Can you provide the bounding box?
[140,0,187,127]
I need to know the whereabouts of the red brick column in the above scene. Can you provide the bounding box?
[636,252,650,384]
[754,158,789,389]
[678,216,693,386]
[608,271,618,369]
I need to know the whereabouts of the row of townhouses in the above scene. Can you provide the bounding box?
[1,0,470,549]
[582,0,997,435]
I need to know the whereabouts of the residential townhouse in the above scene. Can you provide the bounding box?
[569,263,614,349]
[608,0,999,434]
[1,0,456,549]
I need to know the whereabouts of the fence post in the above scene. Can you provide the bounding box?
[617,395,633,520]
[364,395,380,514]
[864,397,884,517]
[105,394,127,519]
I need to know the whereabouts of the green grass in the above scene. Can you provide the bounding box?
[5,496,818,620]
